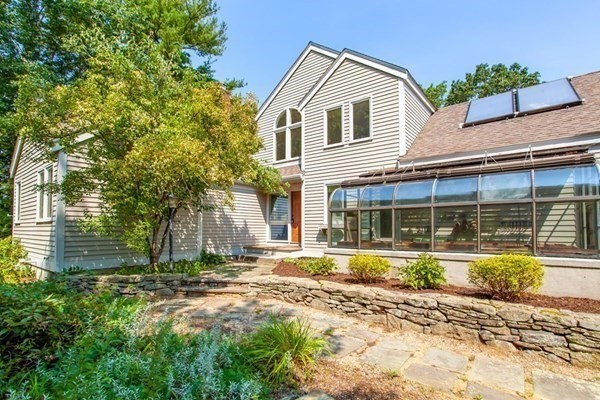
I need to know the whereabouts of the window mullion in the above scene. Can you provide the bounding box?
[286,127,291,159]
[286,109,290,159]
[531,169,538,255]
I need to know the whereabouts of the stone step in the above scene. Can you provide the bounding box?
[180,281,230,287]
[175,286,249,295]
[237,255,280,266]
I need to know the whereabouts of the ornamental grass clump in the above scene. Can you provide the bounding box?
[467,254,544,302]
[242,316,328,385]
[401,253,447,290]
[348,254,391,283]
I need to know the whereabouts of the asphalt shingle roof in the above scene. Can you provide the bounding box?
[403,71,600,162]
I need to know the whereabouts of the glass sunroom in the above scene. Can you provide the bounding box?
[328,164,600,258]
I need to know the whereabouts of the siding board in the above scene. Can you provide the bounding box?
[405,87,432,149]
[302,60,402,251]
[256,50,335,163]
[12,142,57,270]
[202,184,267,254]
[62,152,199,269]
[201,49,335,255]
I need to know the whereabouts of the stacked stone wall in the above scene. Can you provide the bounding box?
[67,274,600,367]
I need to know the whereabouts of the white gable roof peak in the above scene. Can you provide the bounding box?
[298,48,436,113]
[255,42,339,121]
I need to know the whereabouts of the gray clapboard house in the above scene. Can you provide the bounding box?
[10,42,600,298]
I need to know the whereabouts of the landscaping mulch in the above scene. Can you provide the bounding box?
[297,359,455,400]
[273,262,600,314]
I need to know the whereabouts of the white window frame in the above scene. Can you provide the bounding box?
[268,193,290,243]
[273,109,302,163]
[14,181,21,223]
[349,96,373,142]
[36,165,53,223]
[323,104,345,148]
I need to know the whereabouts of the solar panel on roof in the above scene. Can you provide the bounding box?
[464,90,514,125]
[517,78,581,114]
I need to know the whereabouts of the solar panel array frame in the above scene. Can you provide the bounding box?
[463,78,582,127]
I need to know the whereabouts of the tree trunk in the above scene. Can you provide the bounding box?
[147,210,177,267]
[148,216,162,266]
[149,251,159,266]
[158,208,177,257]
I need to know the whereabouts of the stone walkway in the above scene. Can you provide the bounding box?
[157,294,600,400]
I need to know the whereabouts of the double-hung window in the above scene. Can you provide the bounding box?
[37,166,53,221]
[325,106,343,145]
[274,109,302,161]
[351,98,371,141]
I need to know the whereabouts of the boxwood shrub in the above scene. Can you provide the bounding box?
[348,254,391,283]
[297,256,337,276]
[468,254,544,301]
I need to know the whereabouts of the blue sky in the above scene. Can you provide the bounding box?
[201,1,600,104]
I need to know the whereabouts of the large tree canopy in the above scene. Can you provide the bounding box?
[16,34,281,264]
[422,62,541,109]
[9,1,281,264]
[0,0,229,236]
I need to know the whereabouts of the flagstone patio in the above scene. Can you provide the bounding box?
[156,294,600,400]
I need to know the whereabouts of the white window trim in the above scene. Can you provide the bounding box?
[36,165,53,223]
[349,96,373,142]
[273,109,303,163]
[323,103,345,149]
[14,181,21,224]
[267,193,290,243]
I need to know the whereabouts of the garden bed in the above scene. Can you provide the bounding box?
[273,261,600,314]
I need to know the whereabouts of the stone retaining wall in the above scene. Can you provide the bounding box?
[67,274,600,367]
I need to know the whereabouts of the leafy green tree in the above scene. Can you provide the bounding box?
[446,63,540,105]
[421,82,447,109]
[0,0,228,236]
[15,35,281,265]
[421,63,541,108]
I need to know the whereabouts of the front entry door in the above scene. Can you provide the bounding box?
[291,191,302,243]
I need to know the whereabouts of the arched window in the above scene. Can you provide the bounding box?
[274,109,302,161]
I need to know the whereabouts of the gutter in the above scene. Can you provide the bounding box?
[342,152,597,187]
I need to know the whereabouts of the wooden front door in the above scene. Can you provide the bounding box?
[291,191,301,243]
